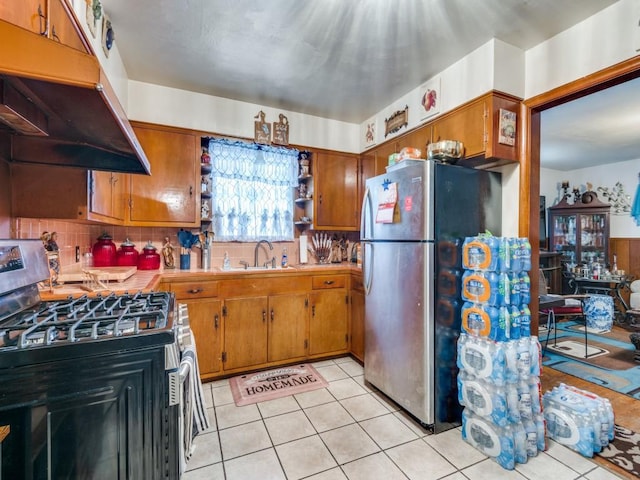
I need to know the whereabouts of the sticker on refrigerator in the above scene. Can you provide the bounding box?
[404,196,413,212]
[376,182,398,223]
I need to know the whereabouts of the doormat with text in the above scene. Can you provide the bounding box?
[229,364,329,407]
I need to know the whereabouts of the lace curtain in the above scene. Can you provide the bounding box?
[208,138,299,242]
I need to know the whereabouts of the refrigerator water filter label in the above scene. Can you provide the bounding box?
[376,182,398,223]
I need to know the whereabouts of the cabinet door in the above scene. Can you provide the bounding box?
[48,0,87,52]
[90,171,126,223]
[185,299,222,378]
[350,284,365,362]
[0,0,42,34]
[549,212,578,264]
[314,152,359,230]
[129,126,198,226]
[223,296,268,371]
[268,293,308,362]
[432,99,486,159]
[309,289,349,355]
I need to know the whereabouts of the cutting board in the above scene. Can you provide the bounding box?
[57,265,137,284]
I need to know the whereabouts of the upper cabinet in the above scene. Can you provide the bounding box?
[431,91,520,168]
[128,124,200,227]
[313,151,360,230]
[0,0,89,52]
[10,164,125,224]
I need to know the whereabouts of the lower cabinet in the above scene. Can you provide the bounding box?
[350,275,365,362]
[222,296,269,371]
[184,298,222,378]
[268,293,308,363]
[309,275,349,356]
[164,271,352,380]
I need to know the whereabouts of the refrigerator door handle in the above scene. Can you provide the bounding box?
[360,186,372,240]
[363,242,373,296]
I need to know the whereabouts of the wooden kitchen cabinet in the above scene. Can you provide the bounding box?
[350,274,365,362]
[309,274,349,356]
[267,292,308,362]
[10,164,125,224]
[0,0,88,52]
[431,91,520,168]
[313,151,360,230]
[128,123,200,227]
[165,280,223,380]
[223,296,269,371]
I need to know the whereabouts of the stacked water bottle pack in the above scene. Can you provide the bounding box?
[457,234,545,470]
[543,383,614,457]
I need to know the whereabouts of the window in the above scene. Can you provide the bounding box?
[208,138,299,242]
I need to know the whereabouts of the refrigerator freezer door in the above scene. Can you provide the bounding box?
[361,161,434,242]
[363,240,434,425]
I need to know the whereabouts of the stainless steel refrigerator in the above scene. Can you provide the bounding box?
[360,159,501,432]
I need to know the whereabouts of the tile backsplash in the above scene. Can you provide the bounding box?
[13,218,358,270]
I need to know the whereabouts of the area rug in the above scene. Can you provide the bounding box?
[541,321,640,399]
[599,425,640,478]
[229,364,329,406]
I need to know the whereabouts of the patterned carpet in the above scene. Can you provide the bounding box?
[541,321,640,398]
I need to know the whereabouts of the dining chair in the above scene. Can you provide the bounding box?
[538,270,590,357]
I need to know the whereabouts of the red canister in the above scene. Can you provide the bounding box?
[92,233,117,267]
[138,241,161,270]
[116,238,139,267]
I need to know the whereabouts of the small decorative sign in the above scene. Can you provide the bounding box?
[384,105,409,138]
[498,108,517,146]
[272,113,289,146]
[364,117,376,148]
[420,76,441,120]
[254,110,271,144]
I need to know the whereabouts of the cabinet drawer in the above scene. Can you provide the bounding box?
[170,281,219,299]
[312,275,347,290]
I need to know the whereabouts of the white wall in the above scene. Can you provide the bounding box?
[525,0,640,98]
[541,158,640,238]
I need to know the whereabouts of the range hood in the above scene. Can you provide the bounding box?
[0,20,150,175]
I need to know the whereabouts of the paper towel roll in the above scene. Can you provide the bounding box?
[299,235,308,264]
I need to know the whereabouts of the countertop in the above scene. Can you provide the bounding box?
[40,263,362,300]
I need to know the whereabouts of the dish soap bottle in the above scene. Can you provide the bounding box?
[222,251,231,270]
[281,247,288,268]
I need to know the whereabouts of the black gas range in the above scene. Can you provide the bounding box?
[0,239,187,480]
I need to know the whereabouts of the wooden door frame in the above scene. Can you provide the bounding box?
[519,55,640,327]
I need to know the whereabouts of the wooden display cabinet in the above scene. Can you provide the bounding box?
[548,193,611,274]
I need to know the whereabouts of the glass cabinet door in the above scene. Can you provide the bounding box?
[550,213,577,264]
[578,212,607,264]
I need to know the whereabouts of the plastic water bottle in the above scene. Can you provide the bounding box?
[281,247,288,267]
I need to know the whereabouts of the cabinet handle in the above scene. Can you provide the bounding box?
[188,288,202,294]
[270,309,274,322]
[214,314,219,329]
[312,305,315,317]
[324,280,335,285]
[38,4,47,36]
[189,186,193,197]
[319,194,323,204]
[262,310,266,323]
[51,24,60,42]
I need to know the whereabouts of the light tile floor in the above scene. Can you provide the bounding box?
[183,357,625,480]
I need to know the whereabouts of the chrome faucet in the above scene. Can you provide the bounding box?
[254,239,273,267]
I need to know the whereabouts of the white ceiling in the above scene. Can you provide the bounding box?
[100,0,636,169]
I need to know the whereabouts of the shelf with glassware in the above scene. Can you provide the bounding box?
[295,151,314,228]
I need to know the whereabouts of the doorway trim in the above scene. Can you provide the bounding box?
[520,55,640,325]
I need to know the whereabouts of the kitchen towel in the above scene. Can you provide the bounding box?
[180,345,211,474]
